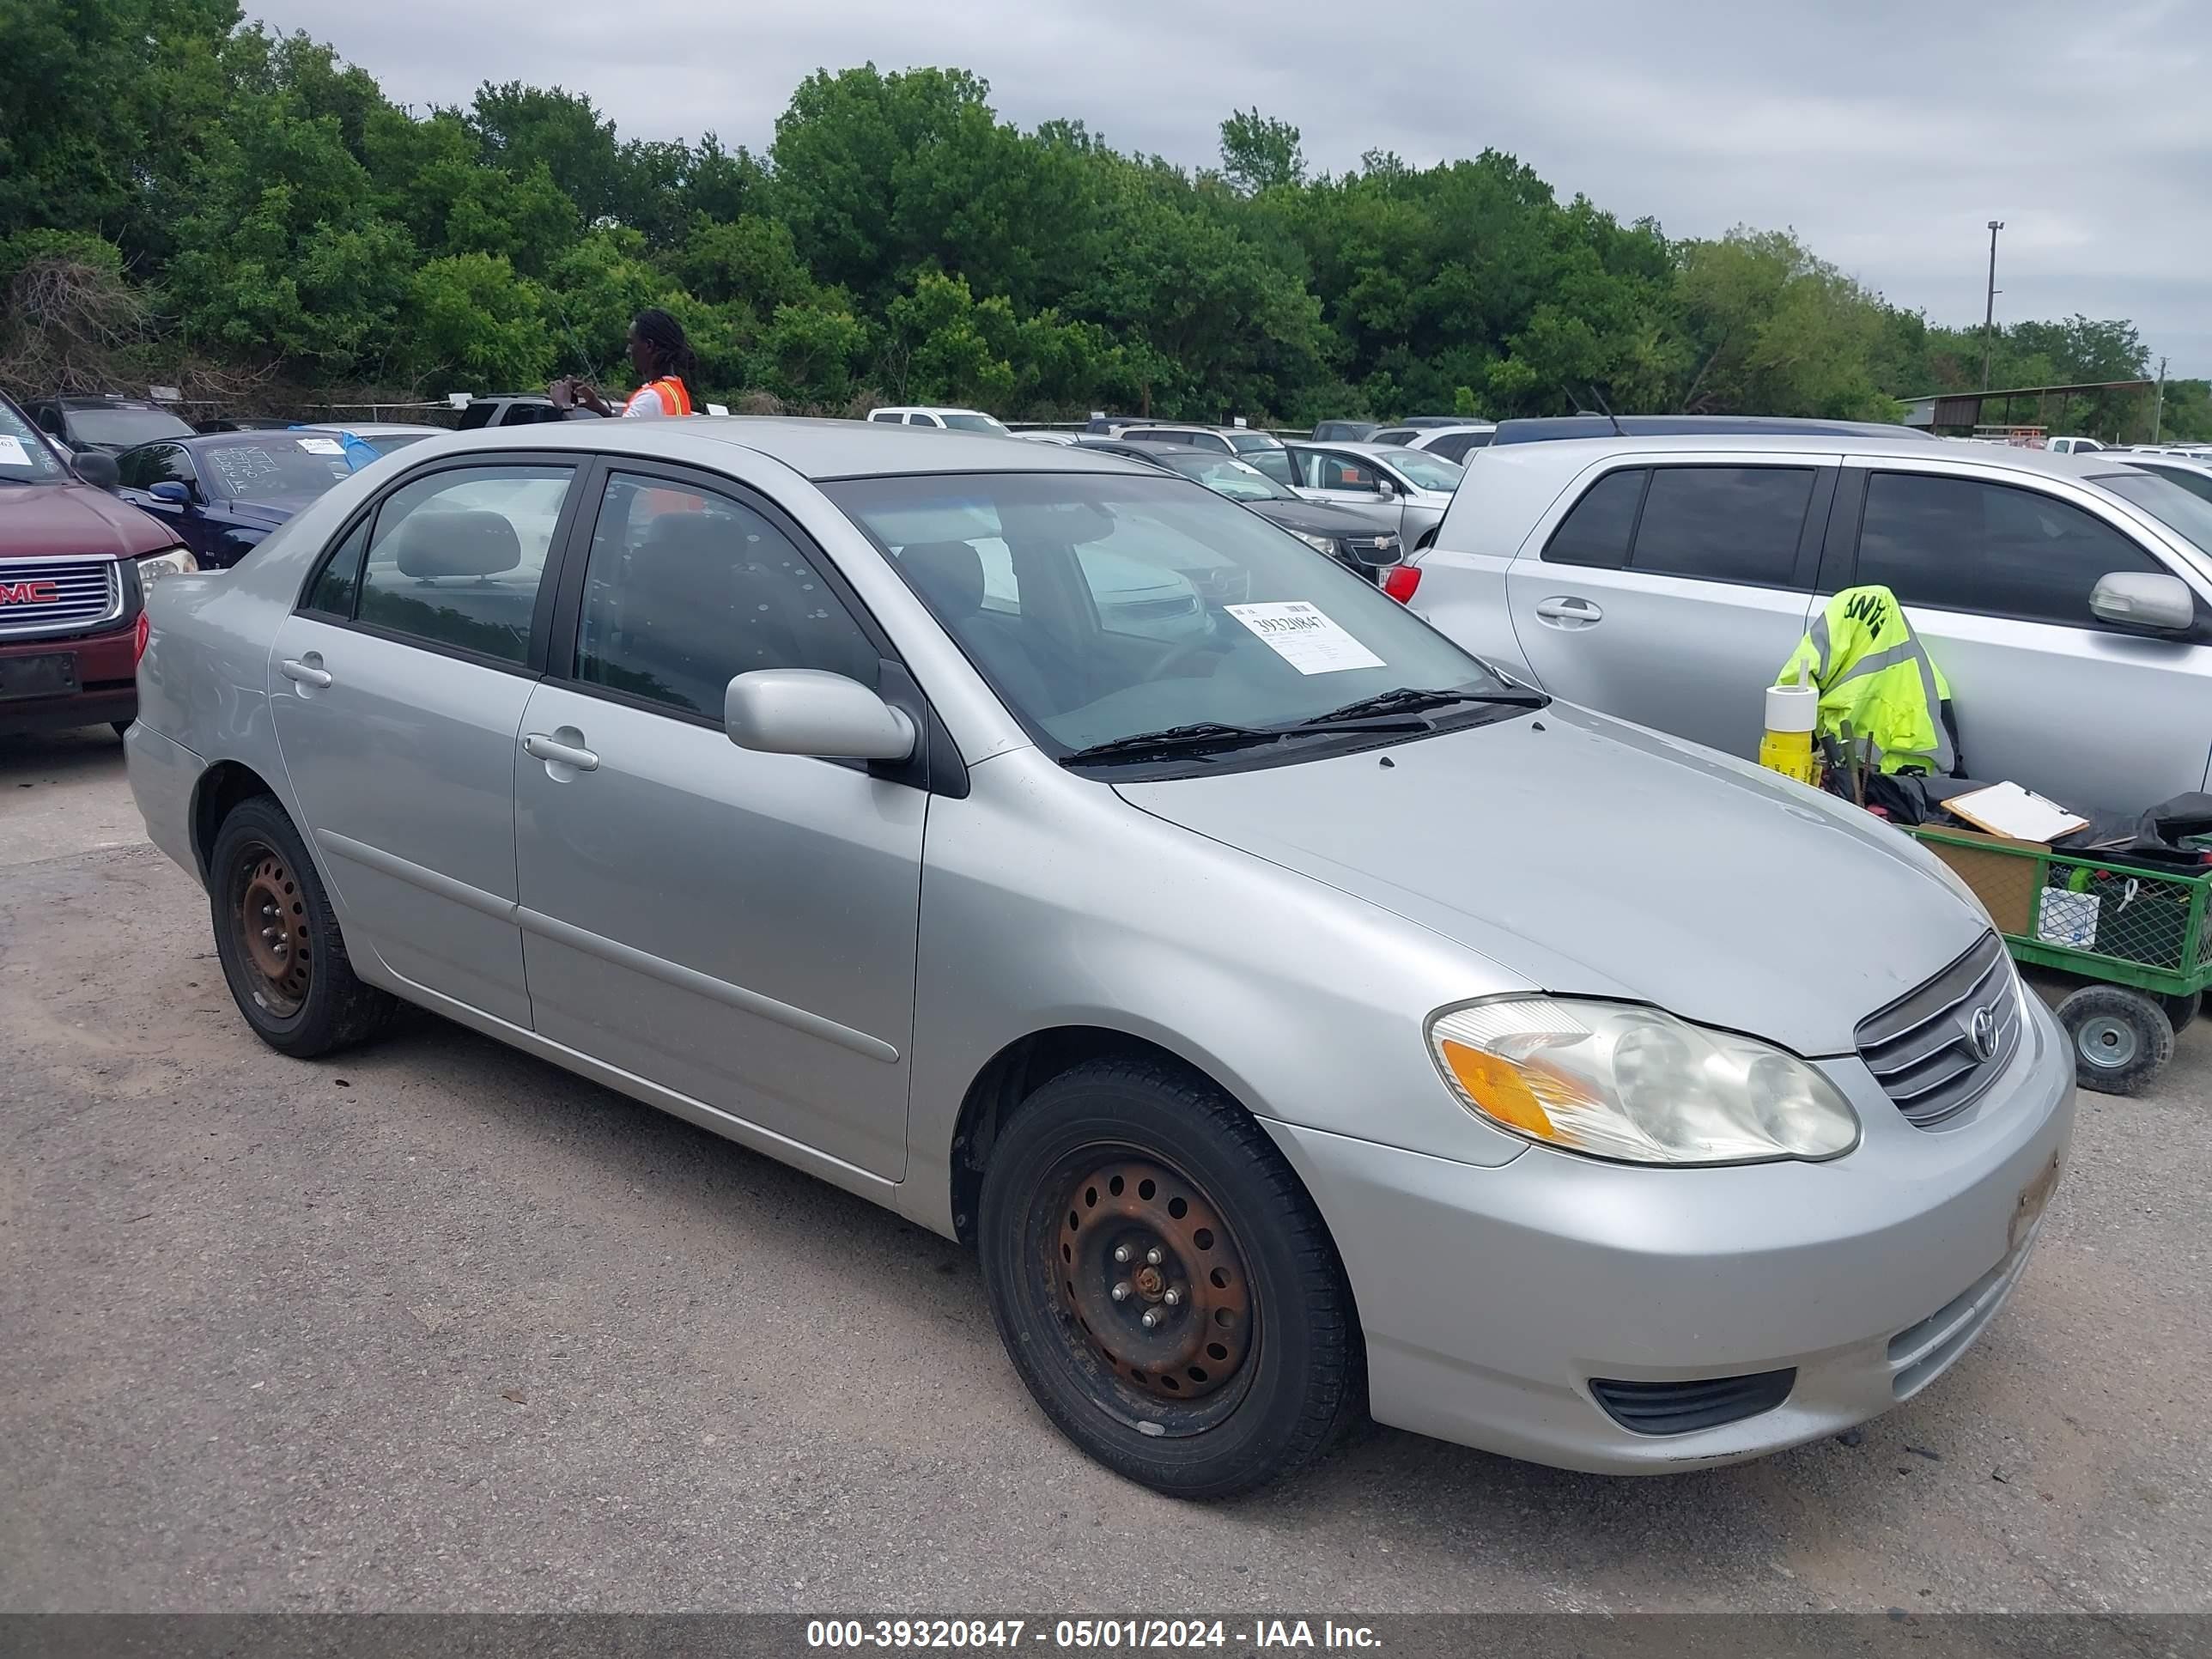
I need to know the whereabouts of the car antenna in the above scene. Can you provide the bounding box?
[1586,386,1628,439]
[551,300,605,386]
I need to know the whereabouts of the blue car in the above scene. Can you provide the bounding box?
[112,430,362,568]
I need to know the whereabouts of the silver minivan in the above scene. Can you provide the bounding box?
[1404,435,2212,808]
[127,421,2073,1498]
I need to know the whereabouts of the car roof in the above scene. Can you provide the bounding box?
[1291,440,1437,459]
[1464,430,2132,479]
[872,405,999,417]
[1492,414,1932,445]
[396,415,1154,481]
[1382,422,1494,434]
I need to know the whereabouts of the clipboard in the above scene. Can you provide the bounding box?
[1941,781,2088,844]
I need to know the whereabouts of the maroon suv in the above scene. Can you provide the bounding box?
[1,391,192,738]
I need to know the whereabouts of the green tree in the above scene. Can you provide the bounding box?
[1218,109,1304,195]
[401,252,552,388]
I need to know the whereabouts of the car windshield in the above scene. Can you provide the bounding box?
[0,399,68,483]
[941,413,1011,434]
[200,436,356,501]
[823,471,1516,763]
[362,432,434,456]
[1229,432,1281,454]
[1164,453,1294,501]
[2097,471,2212,557]
[1373,447,1467,491]
[67,406,194,448]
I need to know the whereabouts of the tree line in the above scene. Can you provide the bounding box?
[3,0,2204,439]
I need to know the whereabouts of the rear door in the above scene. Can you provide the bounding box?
[1504,457,1832,758]
[269,455,585,1026]
[1830,459,2212,803]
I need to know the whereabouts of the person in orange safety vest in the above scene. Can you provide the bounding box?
[549,307,698,420]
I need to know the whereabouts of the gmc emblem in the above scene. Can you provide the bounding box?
[0,580,61,605]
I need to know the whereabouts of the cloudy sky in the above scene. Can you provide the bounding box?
[255,0,2212,379]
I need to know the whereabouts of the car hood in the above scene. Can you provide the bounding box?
[1245,499,1395,538]
[1115,701,1987,1056]
[0,480,175,558]
[224,494,323,525]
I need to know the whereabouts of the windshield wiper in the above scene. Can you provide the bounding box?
[1297,684,1547,727]
[1060,722,1287,765]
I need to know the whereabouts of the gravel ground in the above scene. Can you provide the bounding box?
[2,726,2206,1613]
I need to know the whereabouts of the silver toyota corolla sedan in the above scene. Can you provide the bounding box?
[126,419,2075,1498]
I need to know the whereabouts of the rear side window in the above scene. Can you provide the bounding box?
[1856,471,2165,627]
[869,410,904,423]
[304,520,371,617]
[355,465,574,663]
[1630,466,1814,585]
[1543,469,1646,568]
[1425,432,1492,463]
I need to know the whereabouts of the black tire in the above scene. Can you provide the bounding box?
[208,793,398,1058]
[2057,984,2173,1097]
[977,1057,1363,1499]
[2160,989,2200,1034]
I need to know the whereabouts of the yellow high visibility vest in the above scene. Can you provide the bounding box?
[1777,586,1954,775]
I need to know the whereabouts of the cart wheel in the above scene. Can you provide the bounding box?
[2159,989,2201,1034]
[2057,985,2173,1096]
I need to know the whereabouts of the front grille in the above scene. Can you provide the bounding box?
[1856,933,2021,1128]
[0,556,123,639]
[1589,1370,1796,1436]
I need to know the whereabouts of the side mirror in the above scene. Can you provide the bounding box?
[2090,570,2194,633]
[71,451,121,491]
[1373,477,1398,498]
[149,480,193,505]
[725,669,916,763]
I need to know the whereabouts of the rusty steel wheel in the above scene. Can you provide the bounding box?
[231,842,313,1018]
[977,1059,1361,1498]
[1053,1157,1252,1403]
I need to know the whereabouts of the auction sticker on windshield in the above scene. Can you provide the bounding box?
[295,437,346,455]
[0,435,30,467]
[1226,601,1384,675]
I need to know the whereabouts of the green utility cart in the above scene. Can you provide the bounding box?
[1908,825,2212,1095]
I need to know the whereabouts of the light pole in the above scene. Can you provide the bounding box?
[1981,220,2004,392]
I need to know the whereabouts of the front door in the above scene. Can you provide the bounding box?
[1504,459,1830,759]
[269,458,583,1026]
[1839,462,2212,804]
[512,466,925,1177]
[1292,447,1402,534]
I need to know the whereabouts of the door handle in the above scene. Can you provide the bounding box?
[279,657,333,688]
[1534,596,1603,628]
[523,732,599,773]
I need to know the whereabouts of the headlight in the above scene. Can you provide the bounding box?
[1291,531,1338,557]
[1426,998,1860,1165]
[136,548,197,586]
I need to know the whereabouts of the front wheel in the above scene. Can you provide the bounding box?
[208,794,398,1057]
[2057,984,2173,1096]
[977,1058,1362,1498]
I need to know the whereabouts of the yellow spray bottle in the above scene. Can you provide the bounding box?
[1759,682,1820,787]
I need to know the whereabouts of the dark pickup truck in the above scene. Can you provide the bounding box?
[1,392,191,738]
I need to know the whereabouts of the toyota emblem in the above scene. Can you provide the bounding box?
[1969,1006,1998,1062]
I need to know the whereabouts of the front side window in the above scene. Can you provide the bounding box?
[1243,447,1295,485]
[574,473,878,718]
[1628,465,1814,585]
[1857,471,2165,626]
[0,398,67,483]
[355,465,574,662]
[118,444,192,492]
[1309,452,1382,493]
[825,472,1518,762]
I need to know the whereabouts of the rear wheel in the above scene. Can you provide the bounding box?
[209,795,397,1057]
[977,1058,1361,1498]
[2057,984,2172,1096]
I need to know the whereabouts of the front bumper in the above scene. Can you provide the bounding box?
[1264,991,2076,1474]
[0,625,137,737]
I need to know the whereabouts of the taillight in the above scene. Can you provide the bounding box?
[1382,564,1422,604]
[132,610,151,666]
